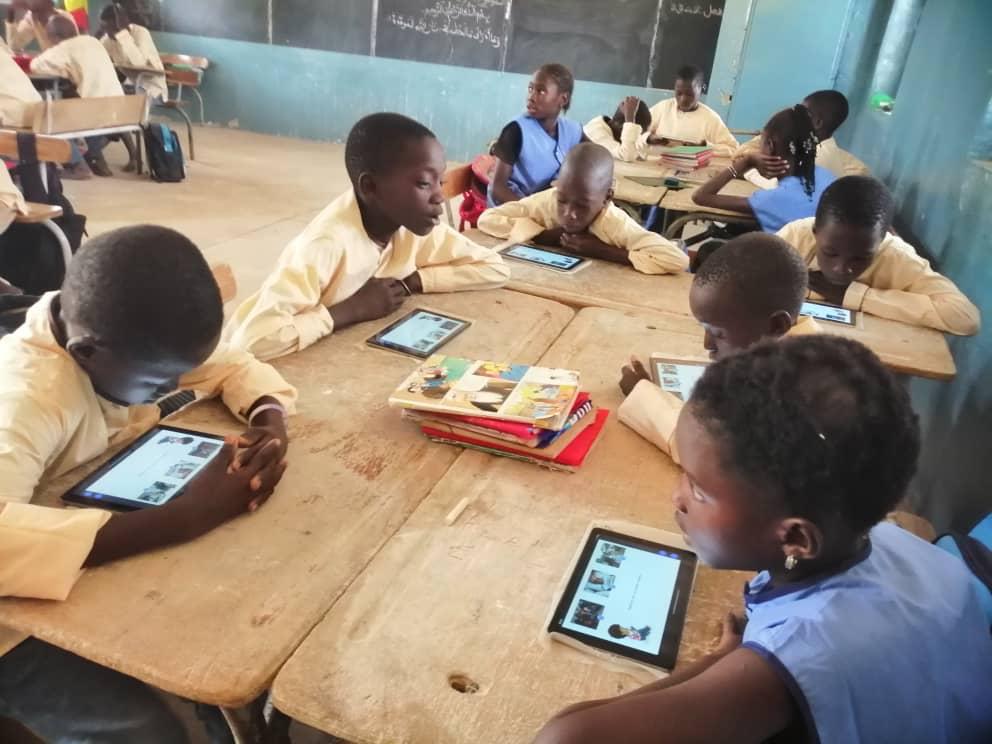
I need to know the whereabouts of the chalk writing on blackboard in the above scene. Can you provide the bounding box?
[670,4,723,18]
[384,1,506,49]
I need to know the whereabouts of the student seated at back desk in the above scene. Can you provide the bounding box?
[0,46,41,128]
[226,113,509,362]
[4,0,76,52]
[536,335,992,744]
[488,63,586,207]
[779,175,980,335]
[618,234,817,460]
[478,142,688,275]
[0,225,296,743]
[584,96,652,162]
[647,65,738,157]
[29,14,125,178]
[692,104,835,232]
[99,1,167,103]
[740,90,870,188]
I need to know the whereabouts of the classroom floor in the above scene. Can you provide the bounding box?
[64,125,352,743]
[66,125,351,312]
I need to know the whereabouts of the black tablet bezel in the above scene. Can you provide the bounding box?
[500,244,588,273]
[366,308,471,359]
[548,528,697,670]
[62,425,226,511]
[800,300,856,326]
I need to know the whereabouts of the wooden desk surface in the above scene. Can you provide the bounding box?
[659,178,758,217]
[0,290,574,707]
[16,202,63,224]
[271,307,749,743]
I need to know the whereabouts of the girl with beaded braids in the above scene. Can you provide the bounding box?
[692,104,836,232]
[535,335,992,744]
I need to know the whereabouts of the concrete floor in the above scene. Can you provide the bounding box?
[66,125,351,312]
[64,125,351,743]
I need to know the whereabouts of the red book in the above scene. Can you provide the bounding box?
[422,409,610,472]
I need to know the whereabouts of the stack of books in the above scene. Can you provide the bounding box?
[389,355,608,472]
[659,145,714,170]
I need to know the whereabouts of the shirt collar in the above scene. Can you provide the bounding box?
[745,538,873,606]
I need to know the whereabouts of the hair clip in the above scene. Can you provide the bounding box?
[789,141,797,155]
[817,432,827,441]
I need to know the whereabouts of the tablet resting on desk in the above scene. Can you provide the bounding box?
[548,528,697,671]
[800,301,856,326]
[63,426,225,510]
[501,244,589,273]
[367,308,471,358]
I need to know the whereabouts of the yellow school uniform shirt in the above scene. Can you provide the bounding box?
[0,161,26,234]
[0,46,42,128]
[583,116,648,162]
[225,188,510,361]
[4,8,75,52]
[648,99,738,157]
[0,292,297,610]
[101,24,167,101]
[30,34,124,99]
[618,317,821,462]
[778,217,980,335]
[478,187,688,275]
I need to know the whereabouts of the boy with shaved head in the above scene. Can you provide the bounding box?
[478,142,688,274]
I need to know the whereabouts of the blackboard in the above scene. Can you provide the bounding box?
[375,0,509,70]
[649,1,726,89]
[159,0,268,44]
[272,0,372,55]
[136,0,727,89]
[504,0,657,87]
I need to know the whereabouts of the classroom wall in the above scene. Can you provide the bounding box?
[838,0,992,532]
[144,0,857,160]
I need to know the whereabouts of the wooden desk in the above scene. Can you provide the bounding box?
[0,290,574,708]
[271,307,749,743]
[658,177,758,217]
[468,229,698,319]
[15,202,63,224]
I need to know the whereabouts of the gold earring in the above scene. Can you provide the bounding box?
[784,554,798,571]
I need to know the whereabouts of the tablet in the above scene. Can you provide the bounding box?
[800,300,856,326]
[549,528,697,670]
[501,244,589,273]
[649,354,708,402]
[367,308,471,358]
[63,426,225,511]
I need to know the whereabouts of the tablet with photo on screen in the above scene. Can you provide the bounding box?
[800,300,857,326]
[648,353,709,403]
[366,308,471,358]
[500,244,590,273]
[548,528,698,671]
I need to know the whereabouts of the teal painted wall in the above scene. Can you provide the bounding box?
[840,0,992,531]
[146,0,859,160]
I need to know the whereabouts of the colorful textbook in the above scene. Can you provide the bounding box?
[659,145,713,170]
[389,356,581,431]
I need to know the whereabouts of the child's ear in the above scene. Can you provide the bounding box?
[767,309,794,338]
[605,186,615,205]
[356,171,377,202]
[778,517,823,562]
[65,335,100,371]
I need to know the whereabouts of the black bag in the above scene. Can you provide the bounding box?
[143,123,186,182]
[0,133,86,294]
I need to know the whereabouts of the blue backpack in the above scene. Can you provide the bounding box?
[143,123,185,183]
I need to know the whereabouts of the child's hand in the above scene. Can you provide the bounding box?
[233,418,288,475]
[533,226,565,246]
[747,152,790,179]
[714,611,746,657]
[329,277,406,329]
[619,356,651,396]
[176,438,288,532]
[559,231,603,254]
[620,96,640,123]
[807,271,848,306]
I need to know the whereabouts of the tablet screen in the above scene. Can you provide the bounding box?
[652,359,707,402]
[64,426,225,510]
[800,301,855,325]
[502,244,585,272]
[367,309,470,358]
[549,529,697,669]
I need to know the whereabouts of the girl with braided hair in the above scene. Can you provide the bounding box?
[536,335,992,744]
[692,104,835,232]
